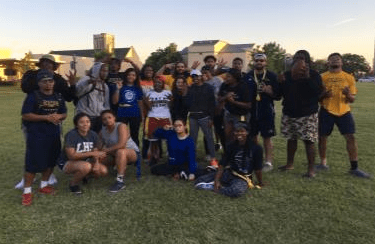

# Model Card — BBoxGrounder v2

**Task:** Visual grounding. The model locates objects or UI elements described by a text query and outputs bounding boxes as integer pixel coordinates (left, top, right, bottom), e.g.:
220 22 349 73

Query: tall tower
93 33 115 54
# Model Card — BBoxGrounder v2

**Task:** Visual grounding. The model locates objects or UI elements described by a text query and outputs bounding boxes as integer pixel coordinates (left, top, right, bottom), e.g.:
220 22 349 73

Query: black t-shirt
280 70 323 118
245 70 280 119
21 70 75 102
220 141 263 175
105 72 126 112
218 81 251 115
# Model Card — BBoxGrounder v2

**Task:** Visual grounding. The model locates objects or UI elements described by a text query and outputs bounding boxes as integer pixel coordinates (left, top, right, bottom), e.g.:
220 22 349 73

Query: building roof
191 40 220 46
220 44 254 53
50 48 130 59
180 47 189 55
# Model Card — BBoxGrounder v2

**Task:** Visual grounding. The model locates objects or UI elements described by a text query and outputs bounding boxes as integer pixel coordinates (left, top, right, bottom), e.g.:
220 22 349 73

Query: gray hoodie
75 62 110 117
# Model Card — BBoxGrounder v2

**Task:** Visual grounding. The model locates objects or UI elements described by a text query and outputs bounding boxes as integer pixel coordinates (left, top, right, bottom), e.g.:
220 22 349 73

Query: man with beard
245 54 279 172
317 53 370 178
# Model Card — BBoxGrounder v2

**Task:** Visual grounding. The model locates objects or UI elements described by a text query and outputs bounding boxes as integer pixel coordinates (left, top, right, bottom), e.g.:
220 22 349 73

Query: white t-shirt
146 90 172 118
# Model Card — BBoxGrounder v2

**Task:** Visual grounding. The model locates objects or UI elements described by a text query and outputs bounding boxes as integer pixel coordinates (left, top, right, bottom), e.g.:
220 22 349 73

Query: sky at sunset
1 0 374 66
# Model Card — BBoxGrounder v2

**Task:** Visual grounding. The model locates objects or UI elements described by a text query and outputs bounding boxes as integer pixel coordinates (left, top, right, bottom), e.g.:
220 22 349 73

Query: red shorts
144 117 171 140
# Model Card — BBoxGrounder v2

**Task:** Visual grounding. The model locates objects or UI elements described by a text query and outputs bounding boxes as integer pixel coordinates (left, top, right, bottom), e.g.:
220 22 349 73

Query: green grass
1 83 374 244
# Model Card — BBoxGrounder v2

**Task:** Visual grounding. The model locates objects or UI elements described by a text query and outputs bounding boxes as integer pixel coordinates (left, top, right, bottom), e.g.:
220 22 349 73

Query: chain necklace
254 69 266 101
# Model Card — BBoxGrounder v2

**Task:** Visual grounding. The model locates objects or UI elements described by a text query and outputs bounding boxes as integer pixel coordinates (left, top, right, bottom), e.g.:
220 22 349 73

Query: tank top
101 122 139 152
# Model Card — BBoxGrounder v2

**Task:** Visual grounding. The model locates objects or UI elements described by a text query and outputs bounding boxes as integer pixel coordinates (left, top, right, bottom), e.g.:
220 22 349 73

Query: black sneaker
69 185 82 196
349 169 371 178
109 181 125 193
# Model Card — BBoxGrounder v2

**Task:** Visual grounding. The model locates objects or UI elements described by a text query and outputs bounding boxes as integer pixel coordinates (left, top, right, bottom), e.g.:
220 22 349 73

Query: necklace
253 69 266 101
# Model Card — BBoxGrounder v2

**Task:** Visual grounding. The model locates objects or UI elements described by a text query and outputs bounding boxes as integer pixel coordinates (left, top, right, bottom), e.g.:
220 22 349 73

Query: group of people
18 49 370 206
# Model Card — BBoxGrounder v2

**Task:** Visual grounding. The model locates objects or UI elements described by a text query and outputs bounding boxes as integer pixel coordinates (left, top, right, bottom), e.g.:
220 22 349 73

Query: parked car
358 76 375 82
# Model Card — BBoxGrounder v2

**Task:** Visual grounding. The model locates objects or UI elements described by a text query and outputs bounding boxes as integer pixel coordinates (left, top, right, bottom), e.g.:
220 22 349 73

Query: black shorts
25 133 61 173
319 108 355 136
250 112 276 138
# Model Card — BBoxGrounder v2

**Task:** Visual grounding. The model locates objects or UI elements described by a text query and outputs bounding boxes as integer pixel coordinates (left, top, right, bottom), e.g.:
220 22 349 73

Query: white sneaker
195 182 214 190
14 178 25 189
263 162 274 172
48 174 58 185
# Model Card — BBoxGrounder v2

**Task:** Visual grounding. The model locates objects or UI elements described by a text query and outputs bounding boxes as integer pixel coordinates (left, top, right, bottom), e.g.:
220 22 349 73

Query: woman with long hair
113 68 144 146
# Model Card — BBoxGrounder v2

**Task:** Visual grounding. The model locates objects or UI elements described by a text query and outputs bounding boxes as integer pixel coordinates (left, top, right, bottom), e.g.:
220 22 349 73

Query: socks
40 180 48 189
350 161 358 170
116 174 124 183
24 187 32 194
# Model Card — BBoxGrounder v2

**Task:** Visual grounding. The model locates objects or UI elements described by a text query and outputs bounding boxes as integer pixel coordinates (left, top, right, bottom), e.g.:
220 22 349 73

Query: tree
145 43 183 71
17 51 35 74
342 53 370 77
311 59 328 74
250 42 287 74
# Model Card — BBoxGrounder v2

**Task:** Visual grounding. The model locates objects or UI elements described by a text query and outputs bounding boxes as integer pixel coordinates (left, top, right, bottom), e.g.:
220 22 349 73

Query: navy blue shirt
117 85 143 118
22 91 67 136
220 141 263 175
61 129 99 162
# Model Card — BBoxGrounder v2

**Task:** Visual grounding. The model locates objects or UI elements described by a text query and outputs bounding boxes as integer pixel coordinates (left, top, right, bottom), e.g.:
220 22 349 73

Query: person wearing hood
75 62 110 133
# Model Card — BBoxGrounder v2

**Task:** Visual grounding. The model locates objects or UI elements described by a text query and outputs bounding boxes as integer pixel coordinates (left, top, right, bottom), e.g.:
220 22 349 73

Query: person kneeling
195 122 263 197
58 113 108 195
100 110 141 193
150 119 197 181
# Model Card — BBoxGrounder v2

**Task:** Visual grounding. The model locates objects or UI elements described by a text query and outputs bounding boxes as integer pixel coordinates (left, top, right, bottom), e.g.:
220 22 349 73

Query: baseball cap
37 69 54 82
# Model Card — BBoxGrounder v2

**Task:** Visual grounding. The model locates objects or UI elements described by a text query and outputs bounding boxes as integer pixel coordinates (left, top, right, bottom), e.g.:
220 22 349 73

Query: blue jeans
189 116 215 158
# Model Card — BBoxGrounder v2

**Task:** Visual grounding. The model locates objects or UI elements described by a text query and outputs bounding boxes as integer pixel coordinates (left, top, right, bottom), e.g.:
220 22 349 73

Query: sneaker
15 178 25 189
263 162 274 172
210 159 219 168
195 182 214 191
215 143 222 151
109 181 125 193
349 169 371 178
22 193 33 206
180 171 188 180
38 185 56 195
69 185 82 195
48 174 58 185
315 164 329 171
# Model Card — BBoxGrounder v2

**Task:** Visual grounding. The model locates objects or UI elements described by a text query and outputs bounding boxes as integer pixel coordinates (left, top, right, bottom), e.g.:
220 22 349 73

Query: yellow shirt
320 71 357 116
163 75 193 90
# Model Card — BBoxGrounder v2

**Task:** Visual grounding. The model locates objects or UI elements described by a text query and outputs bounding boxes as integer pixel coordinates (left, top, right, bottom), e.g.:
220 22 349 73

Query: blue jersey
117 85 143 118
153 128 197 173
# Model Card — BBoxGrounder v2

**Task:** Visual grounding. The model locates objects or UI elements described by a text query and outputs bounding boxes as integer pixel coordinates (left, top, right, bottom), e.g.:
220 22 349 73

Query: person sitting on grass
150 119 198 181
57 113 108 195
100 110 141 193
21 70 67 206
195 122 263 198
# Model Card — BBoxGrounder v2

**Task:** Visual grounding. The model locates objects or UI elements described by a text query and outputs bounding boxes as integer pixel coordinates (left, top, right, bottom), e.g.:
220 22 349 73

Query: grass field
1 83 374 244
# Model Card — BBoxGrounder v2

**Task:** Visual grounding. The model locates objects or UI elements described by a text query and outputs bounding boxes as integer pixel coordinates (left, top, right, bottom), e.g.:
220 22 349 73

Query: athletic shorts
319 108 355 136
281 113 318 142
57 157 95 172
250 112 276 138
25 133 61 173
144 117 171 140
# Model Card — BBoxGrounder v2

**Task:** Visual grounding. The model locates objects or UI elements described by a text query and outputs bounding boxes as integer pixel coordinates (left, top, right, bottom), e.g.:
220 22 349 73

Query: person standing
278 50 323 178
245 54 280 172
21 70 67 205
317 53 370 178
113 68 144 146
183 70 218 168
75 62 110 133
